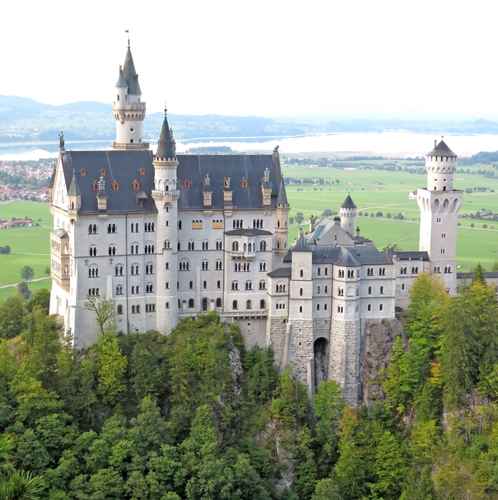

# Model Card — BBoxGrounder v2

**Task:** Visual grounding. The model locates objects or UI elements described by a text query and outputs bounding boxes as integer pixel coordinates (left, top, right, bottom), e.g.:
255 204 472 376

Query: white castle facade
49 44 491 403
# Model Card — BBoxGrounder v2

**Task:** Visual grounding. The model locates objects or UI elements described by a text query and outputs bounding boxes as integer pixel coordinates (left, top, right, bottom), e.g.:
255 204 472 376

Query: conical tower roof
68 170 80 196
341 194 357 210
276 179 288 207
117 42 142 95
428 139 456 158
156 109 176 159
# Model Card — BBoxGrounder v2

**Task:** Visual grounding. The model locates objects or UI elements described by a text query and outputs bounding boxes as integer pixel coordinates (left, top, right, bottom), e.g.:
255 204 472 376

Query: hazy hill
3 95 498 143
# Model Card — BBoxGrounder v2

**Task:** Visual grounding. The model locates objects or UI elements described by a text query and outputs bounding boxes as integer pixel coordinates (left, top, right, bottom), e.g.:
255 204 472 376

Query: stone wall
267 318 288 368
360 318 404 405
286 320 314 389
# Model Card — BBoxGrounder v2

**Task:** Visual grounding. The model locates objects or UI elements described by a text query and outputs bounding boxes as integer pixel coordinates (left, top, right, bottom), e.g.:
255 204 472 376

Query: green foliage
383 274 447 415
20 266 34 282
1 285 498 499
0 296 25 339
96 332 127 407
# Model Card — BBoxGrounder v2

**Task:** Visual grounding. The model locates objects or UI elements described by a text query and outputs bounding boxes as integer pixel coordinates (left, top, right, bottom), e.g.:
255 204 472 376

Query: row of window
399 266 419 275
232 299 266 311
88 222 155 235
232 240 267 252
231 280 266 291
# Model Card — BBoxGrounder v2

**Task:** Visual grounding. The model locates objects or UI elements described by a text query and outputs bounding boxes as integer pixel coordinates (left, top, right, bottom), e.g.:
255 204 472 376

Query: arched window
260 299 266 309
88 265 98 278
232 241 239 252
188 298 195 309
108 245 116 256
117 304 123 315
232 300 238 310
246 300 252 310
89 245 97 257
260 240 267 252
216 298 222 308
202 298 208 311
115 264 123 276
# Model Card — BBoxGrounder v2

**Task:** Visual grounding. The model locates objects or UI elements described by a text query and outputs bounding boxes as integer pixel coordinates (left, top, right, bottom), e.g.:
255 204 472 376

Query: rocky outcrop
360 318 404 405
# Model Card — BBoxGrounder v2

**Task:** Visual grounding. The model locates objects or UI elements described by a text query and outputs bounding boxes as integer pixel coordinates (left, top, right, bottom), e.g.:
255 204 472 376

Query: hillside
4 95 498 144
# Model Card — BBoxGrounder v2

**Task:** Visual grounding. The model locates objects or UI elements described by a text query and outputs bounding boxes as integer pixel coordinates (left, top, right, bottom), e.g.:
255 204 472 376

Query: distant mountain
3 95 498 144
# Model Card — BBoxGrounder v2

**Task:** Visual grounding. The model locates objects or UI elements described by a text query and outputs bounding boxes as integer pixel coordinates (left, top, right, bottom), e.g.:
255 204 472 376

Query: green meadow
284 164 498 271
0 164 497 301
0 201 51 301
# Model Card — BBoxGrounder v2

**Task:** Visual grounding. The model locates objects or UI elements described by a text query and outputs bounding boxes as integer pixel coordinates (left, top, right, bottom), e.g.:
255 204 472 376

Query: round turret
339 194 357 235
112 41 148 150
425 139 457 192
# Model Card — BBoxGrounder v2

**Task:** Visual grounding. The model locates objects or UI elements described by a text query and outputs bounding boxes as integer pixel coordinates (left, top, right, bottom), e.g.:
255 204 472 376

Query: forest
0 270 498 499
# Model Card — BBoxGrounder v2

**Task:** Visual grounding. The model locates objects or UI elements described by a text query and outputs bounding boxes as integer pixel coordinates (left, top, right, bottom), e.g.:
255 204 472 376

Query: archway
314 337 329 390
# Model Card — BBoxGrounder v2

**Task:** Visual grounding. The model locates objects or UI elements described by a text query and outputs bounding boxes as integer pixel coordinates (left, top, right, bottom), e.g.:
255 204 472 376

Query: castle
48 43 493 403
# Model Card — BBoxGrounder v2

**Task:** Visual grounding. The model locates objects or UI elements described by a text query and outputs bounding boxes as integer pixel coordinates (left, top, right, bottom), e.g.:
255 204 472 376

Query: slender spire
59 131 65 151
276 179 288 207
155 108 176 160
68 169 80 196
117 38 141 95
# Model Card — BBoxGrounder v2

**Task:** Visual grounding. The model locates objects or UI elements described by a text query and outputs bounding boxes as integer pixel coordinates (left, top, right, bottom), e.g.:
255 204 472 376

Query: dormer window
132 179 141 192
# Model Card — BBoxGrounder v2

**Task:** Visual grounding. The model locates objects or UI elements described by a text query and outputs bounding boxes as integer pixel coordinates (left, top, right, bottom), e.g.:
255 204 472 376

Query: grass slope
0 165 496 301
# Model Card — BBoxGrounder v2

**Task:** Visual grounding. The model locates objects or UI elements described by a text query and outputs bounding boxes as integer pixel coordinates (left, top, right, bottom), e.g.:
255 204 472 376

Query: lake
3 131 498 160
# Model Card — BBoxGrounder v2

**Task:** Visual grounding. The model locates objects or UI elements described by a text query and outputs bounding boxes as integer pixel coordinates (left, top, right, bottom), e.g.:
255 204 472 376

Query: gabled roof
285 239 392 267
428 139 456 158
341 194 357 209
268 267 292 278
57 150 284 214
60 150 156 215
156 110 176 159
118 44 141 95
177 154 283 210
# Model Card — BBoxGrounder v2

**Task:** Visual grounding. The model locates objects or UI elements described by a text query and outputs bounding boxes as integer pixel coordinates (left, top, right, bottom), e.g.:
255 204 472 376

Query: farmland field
0 162 497 302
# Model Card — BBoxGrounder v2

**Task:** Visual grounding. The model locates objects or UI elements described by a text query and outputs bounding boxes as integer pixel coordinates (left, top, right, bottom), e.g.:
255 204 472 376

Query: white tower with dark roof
112 40 148 150
152 109 179 334
417 139 462 294
340 194 357 236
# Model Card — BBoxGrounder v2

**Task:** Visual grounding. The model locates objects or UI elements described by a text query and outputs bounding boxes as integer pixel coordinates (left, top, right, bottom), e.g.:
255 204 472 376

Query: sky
2 0 498 118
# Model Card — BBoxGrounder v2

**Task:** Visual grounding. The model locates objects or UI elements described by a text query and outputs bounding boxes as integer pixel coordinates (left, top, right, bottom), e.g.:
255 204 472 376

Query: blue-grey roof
225 228 272 236
428 139 456 158
59 150 285 215
177 154 284 210
117 44 141 95
156 111 176 159
457 271 498 279
392 250 429 261
294 232 312 252
276 179 288 207
68 169 80 196
268 267 292 278
341 194 357 209
284 241 392 267
61 150 156 215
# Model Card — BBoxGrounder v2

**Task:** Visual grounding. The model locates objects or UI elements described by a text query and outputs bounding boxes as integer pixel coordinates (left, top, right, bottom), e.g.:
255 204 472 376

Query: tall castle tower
417 140 462 294
339 194 357 236
152 110 179 333
112 40 148 150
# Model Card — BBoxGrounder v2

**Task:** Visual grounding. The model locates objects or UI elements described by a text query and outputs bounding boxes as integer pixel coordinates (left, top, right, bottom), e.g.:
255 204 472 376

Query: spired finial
59 131 65 151
125 29 130 48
